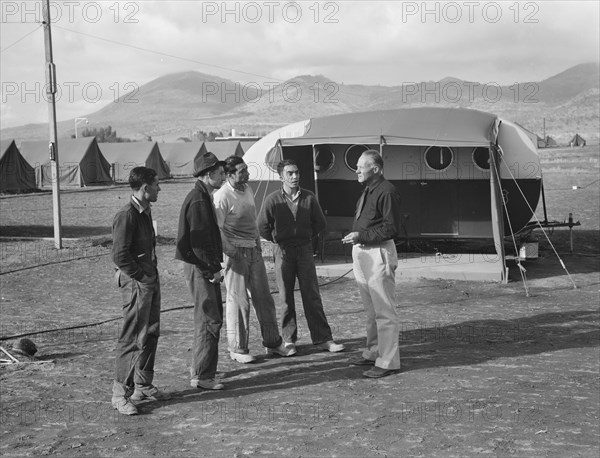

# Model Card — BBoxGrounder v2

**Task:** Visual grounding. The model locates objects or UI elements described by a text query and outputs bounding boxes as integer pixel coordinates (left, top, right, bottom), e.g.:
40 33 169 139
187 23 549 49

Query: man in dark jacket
112 166 167 416
342 150 402 378
258 159 344 353
175 152 226 390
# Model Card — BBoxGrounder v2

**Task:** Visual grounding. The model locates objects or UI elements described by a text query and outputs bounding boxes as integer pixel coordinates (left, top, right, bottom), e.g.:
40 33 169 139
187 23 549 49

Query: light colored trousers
352 240 401 370
224 246 282 354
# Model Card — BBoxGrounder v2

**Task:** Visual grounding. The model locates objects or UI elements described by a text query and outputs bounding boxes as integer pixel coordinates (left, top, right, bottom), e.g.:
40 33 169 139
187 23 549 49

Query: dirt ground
1 147 598 457
0 238 598 457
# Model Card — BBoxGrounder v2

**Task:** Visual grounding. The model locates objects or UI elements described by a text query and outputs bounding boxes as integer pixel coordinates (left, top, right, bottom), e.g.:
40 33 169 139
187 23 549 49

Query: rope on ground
0 268 354 342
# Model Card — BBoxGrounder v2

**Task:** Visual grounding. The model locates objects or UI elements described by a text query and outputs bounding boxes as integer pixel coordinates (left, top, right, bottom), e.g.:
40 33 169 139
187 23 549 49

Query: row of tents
0 138 257 193
537 133 586 148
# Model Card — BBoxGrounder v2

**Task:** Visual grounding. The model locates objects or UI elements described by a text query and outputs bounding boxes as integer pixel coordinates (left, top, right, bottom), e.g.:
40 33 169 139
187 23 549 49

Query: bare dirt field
1 146 598 457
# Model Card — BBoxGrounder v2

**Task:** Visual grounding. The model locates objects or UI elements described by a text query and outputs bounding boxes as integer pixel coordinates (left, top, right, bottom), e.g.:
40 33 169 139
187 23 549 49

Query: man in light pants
213 155 296 363
342 150 402 378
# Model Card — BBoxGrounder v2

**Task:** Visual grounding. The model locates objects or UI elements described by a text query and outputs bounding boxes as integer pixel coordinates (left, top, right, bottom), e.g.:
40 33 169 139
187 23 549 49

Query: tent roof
1 139 17 158
239 139 258 153
281 107 498 147
99 142 158 162
159 142 206 162
205 141 244 159
20 137 97 164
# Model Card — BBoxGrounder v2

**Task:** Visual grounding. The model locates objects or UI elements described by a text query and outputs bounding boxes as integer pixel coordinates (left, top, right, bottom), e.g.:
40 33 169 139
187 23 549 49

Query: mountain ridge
1 62 598 144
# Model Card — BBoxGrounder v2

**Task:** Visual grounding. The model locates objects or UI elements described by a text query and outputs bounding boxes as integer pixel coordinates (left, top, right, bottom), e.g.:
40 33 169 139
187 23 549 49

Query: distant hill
1 63 598 145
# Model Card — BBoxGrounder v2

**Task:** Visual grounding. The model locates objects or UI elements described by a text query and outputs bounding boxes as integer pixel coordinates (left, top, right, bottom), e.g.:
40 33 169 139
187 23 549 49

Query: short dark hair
129 166 158 191
276 159 298 177
361 149 383 169
223 155 245 175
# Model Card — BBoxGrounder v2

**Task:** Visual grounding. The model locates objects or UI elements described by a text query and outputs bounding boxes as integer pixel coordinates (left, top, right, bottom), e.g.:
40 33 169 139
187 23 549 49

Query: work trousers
352 240 401 370
274 242 333 345
224 246 282 353
184 263 223 381
113 269 161 396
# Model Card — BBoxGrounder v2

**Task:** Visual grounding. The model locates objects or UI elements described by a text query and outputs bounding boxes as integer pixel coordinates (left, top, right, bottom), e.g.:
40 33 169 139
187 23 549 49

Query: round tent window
472 147 491 171
424 146 453 171
344 144 370 172
265 145 282 172
314 145 335 173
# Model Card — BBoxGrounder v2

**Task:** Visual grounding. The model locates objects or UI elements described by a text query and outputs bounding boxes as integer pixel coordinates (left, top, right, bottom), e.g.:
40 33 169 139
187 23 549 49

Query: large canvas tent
244 108 544 282
158 142 207 177
204 141 244 160
0 139 37 193
20 137 113 188
569 133 586 147
99 142 171 181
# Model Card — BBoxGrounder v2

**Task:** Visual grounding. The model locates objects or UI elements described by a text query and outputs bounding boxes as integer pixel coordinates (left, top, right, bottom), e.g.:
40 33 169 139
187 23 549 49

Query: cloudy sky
1 0 598 128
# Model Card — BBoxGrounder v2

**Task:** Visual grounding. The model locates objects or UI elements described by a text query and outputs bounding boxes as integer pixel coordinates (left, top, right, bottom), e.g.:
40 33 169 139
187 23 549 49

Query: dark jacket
175 180 223 274
258 187 326 247
112 199 157 281
352 176 402 245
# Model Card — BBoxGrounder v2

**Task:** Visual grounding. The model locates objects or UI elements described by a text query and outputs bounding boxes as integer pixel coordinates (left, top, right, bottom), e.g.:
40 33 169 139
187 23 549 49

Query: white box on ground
519 242 538 259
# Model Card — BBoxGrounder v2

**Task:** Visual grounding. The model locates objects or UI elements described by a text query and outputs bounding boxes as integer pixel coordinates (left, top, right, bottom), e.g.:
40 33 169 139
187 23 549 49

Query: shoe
111 397 138 415
191 378 225 390
130 385 170 402
315 341 345 353
265 343 297 357
230 351 256 363
363 366 400 378
283 341 296 352
348 355 375 366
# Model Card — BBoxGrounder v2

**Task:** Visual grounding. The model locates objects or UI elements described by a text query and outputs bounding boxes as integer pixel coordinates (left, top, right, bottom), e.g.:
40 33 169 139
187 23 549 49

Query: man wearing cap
258 159 345 354
213 155 296 363
112 166 167 416
176 152 227 390
342 150 402 378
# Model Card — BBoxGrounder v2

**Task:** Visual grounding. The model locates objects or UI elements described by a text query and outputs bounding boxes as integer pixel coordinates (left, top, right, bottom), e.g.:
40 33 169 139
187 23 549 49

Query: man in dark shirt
342 150 402 378
111 166 168 415
175 152 226 391
258 159 344 353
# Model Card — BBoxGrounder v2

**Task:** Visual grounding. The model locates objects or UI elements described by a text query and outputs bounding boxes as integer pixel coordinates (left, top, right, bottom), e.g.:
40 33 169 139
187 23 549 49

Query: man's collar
280 186 301 199
131 195 150 214
365 175 385 192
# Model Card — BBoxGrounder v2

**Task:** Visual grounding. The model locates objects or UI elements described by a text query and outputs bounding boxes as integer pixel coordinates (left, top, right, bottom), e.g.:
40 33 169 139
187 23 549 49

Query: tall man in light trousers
342 150 402 378
213 155 296 363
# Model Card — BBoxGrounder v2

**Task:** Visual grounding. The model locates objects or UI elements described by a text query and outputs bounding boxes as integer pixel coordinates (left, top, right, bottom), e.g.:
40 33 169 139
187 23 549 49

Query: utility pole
542 117 546 141
42 0 62 248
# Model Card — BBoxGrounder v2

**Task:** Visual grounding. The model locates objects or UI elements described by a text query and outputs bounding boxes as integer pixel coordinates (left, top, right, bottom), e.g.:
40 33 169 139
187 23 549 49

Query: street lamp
74 117 88 138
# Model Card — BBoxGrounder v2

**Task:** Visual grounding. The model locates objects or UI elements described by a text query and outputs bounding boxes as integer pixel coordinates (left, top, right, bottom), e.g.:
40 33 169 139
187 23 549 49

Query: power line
0 24 42 54
52 24 284 82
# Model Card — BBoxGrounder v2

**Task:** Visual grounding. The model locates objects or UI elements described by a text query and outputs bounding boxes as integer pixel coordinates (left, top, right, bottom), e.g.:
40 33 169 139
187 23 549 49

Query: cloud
0 0 598 128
